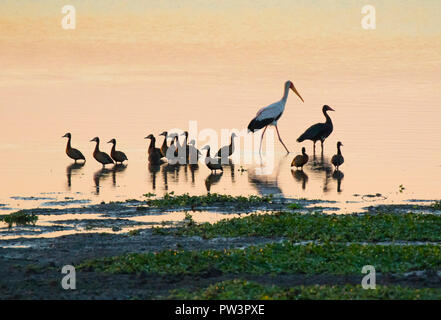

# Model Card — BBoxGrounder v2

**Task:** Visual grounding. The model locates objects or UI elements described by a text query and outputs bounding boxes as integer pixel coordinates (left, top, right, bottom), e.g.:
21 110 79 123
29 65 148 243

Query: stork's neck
94 141 100 153
302 149 306 156
281 84 290 102
206 147 211 158
111 142 116 153
337 145 342 155
323 109 333 125
230 135 235 148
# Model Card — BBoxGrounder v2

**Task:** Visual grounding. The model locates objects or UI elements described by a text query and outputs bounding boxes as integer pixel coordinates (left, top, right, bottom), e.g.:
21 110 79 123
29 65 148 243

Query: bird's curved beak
329 107 335 111
290 83 304 103
89 139 95 142
107 140 112 143
62 134 67 138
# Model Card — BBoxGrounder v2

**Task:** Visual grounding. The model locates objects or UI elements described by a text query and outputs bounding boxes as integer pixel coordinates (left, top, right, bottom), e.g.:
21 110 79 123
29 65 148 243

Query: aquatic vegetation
167 279 441 300
432 201 441 210
286 203 302 210
169 211 441 242
128 229 141 236
79 242 441 276
142 193 273 208
0 210 38 228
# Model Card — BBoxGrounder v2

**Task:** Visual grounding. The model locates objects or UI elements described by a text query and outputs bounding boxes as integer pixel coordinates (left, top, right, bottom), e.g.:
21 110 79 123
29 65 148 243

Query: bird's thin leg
321 140 324 154
259 126 268 154
275 125 290 153
313 142 316 155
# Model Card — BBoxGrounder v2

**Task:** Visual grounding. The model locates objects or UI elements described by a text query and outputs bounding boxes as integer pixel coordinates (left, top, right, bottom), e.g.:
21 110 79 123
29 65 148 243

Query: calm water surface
1 1 441 229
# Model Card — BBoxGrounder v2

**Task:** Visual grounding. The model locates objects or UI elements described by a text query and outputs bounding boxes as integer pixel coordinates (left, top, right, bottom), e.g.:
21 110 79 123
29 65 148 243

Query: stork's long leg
259 126 268 154
275 125 290 153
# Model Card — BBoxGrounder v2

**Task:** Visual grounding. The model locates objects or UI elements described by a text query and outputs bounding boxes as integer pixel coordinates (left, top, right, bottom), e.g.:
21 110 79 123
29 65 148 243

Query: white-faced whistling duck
144 134 163 165
201 145 223 173
107 139 128 164
215 133 237 160
291 147 309 170
188 139 202 164
62 133 86 163
159 131 169 158
180 131 191 160
297 105 334 153
331 141 344 170
90 137 114 167
247 80 304 154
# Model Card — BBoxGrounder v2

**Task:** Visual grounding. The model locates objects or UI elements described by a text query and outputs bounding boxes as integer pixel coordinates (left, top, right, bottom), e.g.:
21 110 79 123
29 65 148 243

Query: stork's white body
247 81 304 153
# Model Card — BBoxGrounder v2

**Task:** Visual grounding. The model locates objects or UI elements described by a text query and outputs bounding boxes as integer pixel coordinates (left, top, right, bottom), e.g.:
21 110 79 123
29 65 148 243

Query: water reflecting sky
1 0 440 211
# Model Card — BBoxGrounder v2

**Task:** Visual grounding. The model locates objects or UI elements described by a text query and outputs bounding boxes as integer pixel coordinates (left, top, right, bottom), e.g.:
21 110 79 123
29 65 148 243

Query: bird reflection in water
205 172 223 193
248 155 287 197
112 164 127 187
161 163 181 191
310 153 333 193
148 163 161 190
291 169 308 190
332 170 344 193
66 162 85 189
93 168 112 195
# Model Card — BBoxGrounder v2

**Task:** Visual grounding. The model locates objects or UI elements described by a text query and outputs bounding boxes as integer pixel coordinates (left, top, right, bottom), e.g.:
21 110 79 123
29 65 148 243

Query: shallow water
1 1 441 232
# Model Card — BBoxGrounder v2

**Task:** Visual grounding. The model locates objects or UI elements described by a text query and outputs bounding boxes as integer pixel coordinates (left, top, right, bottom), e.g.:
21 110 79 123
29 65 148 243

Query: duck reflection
310 153 333 193
291 169 308 190
189 164 199 186
111 164 127 187
93 168 111 195
148 163 161 190
161 163 180 190
66 162 85 189
332 170 344 193
222 159 236 184
205 172 223 193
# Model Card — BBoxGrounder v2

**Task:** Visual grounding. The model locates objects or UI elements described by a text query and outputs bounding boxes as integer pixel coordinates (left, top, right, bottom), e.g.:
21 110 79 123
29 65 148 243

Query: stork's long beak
290 84 304 103
107 140 112 143
329 107 335 111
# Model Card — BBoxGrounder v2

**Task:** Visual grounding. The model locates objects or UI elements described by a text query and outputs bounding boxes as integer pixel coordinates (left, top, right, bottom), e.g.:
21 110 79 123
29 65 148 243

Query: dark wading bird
201 145 223 174
247 80 304 154
297 105 334 154
90 137 114 167
62 133 86 163
331 141 344 171
159 131 169 158
291 147 309 170
107 139 128 164
145 134 164 165
215 133 237 161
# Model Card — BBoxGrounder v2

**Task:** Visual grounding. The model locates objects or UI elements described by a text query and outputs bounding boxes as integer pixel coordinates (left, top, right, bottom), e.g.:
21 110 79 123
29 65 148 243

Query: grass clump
0 210 38 228
79 242 441 276
169 211 441 242
167 279 441 300
142 192 273 209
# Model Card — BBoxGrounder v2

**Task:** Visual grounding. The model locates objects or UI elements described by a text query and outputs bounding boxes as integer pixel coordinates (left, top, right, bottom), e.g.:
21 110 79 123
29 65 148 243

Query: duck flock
62 80 344 174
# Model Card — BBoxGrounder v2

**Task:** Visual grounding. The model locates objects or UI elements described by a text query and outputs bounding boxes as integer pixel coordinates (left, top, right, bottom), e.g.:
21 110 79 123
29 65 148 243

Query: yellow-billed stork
247 80 304 153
